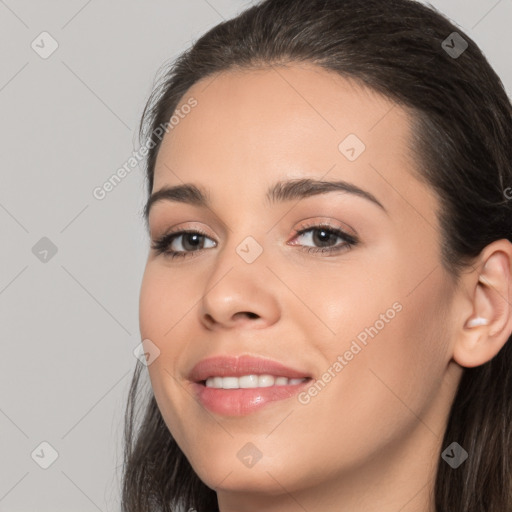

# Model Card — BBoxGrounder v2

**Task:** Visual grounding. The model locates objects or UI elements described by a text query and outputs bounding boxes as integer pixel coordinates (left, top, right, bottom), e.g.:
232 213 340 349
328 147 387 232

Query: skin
139 63 512 512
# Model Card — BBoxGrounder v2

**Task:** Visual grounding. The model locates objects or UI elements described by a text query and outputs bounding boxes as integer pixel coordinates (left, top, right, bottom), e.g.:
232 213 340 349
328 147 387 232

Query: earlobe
453 241 512 369
465 316 488 328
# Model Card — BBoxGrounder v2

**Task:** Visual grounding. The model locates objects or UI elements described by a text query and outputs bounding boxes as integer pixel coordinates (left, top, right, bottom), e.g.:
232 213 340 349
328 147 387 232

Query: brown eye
151 230 216 259
290 224 358 255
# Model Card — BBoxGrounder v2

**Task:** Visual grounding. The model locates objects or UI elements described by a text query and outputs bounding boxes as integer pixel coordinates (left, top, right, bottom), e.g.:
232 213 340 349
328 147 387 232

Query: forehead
152 63 430 218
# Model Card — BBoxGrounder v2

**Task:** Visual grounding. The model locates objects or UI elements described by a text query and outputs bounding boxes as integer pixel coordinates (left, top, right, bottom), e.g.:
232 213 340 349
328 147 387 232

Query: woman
122 0 512 510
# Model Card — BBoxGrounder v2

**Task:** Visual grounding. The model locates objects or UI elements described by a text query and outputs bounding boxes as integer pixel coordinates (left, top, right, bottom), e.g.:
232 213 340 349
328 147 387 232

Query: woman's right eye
151 230 217 259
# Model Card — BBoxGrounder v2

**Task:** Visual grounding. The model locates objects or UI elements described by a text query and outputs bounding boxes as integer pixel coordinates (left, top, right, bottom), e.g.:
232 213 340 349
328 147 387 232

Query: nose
202 310 261 329
199 266 281 331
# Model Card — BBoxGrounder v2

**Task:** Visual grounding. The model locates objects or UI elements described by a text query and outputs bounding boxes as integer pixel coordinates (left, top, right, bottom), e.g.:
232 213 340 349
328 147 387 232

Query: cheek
282 254 401 353
138 264 191 376
138 266 185 408
350 271 452 418
297 251 450 420
138 261 208 423
139 266 165 339
139 262 198 339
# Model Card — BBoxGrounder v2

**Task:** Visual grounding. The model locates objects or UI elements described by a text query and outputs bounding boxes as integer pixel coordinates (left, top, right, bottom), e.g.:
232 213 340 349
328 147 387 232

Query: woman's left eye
151 224 358 260
290 225 358 255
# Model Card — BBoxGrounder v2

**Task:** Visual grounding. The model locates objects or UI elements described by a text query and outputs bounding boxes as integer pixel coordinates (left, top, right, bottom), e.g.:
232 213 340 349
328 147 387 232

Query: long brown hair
122 1 512 510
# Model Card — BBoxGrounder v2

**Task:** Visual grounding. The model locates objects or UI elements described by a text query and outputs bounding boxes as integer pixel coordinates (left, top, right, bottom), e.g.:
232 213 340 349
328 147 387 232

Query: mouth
187 354 314 416
199 375 312 389
191 377 313 416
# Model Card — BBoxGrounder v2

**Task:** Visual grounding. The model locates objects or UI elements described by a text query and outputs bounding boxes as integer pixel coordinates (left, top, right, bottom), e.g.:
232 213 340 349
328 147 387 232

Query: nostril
233 311 259 320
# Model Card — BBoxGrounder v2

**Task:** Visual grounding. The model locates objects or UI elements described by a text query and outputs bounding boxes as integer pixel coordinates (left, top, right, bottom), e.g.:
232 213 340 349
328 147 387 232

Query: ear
452 239 512 368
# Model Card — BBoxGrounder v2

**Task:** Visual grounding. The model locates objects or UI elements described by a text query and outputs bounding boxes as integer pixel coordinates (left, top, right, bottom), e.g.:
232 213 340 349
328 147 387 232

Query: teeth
222 377 239 389
258 375 274 387
239 375 259 388
204 374 308 389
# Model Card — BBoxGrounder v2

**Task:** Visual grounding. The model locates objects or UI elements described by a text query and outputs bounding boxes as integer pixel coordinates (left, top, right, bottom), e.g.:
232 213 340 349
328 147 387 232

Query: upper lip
188 354 313 382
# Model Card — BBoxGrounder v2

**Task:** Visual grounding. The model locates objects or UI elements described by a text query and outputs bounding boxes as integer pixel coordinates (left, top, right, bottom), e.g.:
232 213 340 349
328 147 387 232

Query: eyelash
151 222 358 260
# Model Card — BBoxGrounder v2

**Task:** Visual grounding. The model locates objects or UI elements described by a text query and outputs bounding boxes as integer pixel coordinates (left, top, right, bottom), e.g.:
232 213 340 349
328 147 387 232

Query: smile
204 375 309 389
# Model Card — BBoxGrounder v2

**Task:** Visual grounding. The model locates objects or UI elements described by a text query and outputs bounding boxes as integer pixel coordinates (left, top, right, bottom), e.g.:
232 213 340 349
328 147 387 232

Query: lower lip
191 380 312 416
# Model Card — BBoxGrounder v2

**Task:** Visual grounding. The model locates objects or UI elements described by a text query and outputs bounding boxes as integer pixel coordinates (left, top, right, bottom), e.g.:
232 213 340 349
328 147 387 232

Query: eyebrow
143 178 387 221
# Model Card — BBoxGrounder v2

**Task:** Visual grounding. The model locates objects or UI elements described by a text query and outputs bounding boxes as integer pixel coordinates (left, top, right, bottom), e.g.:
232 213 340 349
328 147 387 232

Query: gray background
1 1 510 510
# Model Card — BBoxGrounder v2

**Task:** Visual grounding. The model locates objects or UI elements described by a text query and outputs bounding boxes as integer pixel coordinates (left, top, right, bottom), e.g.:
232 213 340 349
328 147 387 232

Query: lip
188 354 313 416
188 354 312 382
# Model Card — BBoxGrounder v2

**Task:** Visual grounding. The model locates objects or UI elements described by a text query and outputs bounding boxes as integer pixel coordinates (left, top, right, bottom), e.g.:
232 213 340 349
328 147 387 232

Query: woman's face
139 64 462 508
